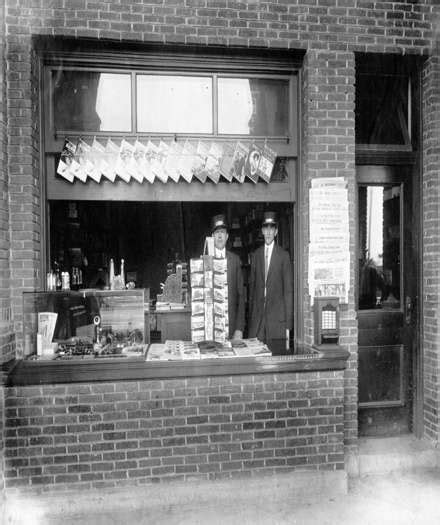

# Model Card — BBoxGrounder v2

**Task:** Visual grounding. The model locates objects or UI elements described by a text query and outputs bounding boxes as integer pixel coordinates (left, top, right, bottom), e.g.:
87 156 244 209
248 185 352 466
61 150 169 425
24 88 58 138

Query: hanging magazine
205 142 223 184
164 141 182 182
230 142 248 183
56 139 77 183
243 143 262 184
91 138 109 181
179 140 197 183
102 139 119 182
219 143 234 182
257 143 277 183
192 141 209 183
115 139 134 182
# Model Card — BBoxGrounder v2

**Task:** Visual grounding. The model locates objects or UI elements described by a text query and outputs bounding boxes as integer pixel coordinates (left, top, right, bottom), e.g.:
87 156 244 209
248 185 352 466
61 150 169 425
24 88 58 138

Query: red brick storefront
0 0 439 497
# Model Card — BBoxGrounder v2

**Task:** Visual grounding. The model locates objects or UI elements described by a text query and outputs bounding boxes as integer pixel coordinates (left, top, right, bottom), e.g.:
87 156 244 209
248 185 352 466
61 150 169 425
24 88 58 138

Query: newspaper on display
146 338 271 361
308 177 350 304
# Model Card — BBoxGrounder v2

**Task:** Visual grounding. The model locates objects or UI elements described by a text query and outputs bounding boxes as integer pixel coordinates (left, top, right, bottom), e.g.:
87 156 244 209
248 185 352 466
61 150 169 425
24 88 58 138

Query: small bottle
61 271 70 290
54 262 62 291
109 258 115 290
120 259 125 288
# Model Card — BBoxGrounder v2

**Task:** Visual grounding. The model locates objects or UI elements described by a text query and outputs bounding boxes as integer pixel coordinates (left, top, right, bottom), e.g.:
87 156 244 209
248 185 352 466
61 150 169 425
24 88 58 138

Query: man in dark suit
248 211 293 353
211 214 245 340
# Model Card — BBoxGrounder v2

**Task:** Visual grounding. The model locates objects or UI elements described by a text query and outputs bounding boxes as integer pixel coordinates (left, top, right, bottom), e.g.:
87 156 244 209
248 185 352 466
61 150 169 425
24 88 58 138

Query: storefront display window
218 77 289 136
53 70 132 132
137 74 213 134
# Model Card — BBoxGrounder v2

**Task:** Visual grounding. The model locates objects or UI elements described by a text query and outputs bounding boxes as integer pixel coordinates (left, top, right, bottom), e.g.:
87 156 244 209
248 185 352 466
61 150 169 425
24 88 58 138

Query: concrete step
348 435 440 477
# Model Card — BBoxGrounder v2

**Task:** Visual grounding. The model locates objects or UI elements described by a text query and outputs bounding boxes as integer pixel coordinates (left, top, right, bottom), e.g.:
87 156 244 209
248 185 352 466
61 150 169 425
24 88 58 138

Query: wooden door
357 166 418 436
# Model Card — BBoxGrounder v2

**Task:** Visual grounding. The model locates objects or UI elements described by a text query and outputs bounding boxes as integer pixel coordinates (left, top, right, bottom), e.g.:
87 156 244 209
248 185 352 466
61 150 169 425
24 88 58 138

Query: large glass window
53 71 132 132
218 78 289 136
50 69 293 138
137 75 213 134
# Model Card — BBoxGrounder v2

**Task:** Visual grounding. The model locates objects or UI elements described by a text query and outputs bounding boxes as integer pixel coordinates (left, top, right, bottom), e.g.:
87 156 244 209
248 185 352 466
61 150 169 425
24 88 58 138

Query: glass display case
22 289 148 360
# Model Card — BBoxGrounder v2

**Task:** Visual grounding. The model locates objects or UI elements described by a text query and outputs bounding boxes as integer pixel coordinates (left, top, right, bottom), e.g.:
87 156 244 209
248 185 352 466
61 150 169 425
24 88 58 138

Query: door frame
355 162 422 437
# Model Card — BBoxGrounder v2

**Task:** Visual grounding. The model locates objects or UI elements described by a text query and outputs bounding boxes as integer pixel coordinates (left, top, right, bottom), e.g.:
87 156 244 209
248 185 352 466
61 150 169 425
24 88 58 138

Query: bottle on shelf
109 258 115 290
54 261 62 291
120 258 125 288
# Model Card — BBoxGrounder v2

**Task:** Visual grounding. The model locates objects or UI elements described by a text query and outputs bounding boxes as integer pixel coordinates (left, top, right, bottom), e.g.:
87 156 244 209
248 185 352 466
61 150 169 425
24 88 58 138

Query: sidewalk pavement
5 467 440 525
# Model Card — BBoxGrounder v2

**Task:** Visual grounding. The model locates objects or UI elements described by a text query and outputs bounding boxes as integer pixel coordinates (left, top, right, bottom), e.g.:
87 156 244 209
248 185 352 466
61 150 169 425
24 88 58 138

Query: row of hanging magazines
57 137 277 185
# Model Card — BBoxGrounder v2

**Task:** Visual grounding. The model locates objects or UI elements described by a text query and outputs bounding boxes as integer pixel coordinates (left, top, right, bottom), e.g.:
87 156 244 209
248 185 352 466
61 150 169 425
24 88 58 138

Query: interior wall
49 201 293 301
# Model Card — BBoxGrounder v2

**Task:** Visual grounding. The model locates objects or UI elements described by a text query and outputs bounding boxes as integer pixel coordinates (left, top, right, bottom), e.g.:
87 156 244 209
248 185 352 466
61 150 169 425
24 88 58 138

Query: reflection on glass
218 78 289 136
53 71 131 132
356 74 409 145
137 75 212 133
358 185 401 310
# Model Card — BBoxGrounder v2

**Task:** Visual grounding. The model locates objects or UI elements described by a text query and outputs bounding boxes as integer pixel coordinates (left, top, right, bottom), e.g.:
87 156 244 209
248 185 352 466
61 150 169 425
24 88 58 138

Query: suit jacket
226 250 245 338
248 243 293 340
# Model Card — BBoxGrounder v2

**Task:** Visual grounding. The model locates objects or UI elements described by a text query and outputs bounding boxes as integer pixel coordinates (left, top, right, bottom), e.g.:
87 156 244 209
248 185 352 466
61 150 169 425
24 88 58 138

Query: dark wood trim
355 148 417 166
4 346 349 386
33 36 305 72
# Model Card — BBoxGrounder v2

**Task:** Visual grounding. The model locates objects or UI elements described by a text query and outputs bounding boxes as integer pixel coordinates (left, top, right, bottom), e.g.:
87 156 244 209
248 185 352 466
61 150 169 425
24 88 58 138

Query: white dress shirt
215 248 226 259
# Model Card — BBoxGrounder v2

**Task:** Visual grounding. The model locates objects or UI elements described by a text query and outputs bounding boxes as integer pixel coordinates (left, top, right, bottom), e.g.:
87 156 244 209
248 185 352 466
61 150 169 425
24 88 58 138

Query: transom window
51 69 291 138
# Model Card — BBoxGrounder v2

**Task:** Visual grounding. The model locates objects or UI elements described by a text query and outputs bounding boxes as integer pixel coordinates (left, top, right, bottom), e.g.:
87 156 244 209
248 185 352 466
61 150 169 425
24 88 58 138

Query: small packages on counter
146 338 271 361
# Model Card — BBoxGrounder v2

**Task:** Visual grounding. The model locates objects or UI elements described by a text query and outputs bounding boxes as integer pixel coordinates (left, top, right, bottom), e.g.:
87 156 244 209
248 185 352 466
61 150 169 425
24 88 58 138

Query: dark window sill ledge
2 345 349 387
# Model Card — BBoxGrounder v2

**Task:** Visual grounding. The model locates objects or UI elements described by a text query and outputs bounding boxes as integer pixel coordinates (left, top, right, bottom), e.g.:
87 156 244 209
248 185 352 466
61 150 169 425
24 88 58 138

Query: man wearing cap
211 214 245 340
248 211 293 353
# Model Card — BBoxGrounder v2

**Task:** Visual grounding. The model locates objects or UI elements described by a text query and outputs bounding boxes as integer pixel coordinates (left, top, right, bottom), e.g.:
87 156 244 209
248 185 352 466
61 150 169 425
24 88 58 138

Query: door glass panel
53 71 131 132
358 185 401 310
137 75 213 133
218 78 289 136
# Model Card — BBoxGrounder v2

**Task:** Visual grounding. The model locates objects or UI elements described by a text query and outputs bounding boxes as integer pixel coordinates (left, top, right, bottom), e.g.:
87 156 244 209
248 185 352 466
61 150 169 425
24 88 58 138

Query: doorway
357 165 419 437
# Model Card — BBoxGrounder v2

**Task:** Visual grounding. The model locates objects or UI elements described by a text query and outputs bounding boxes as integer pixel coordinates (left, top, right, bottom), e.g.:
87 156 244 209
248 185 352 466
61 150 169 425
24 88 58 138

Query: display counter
2 289 349 493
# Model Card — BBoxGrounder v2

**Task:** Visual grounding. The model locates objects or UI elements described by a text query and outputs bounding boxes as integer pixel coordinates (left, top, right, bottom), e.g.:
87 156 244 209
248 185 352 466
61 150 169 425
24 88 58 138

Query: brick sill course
3 345 349 386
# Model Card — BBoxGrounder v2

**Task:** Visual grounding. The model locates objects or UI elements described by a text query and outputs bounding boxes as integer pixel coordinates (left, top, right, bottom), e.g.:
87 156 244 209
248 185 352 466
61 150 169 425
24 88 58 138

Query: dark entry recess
357 166 418 437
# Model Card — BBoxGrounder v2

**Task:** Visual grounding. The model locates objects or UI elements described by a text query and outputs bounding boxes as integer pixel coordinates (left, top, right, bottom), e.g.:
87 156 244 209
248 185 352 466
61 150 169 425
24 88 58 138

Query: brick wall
1 1 439 489
301 49 358 447
4 2 436 349
1 0 8 496
422 39 440 442
3 372 344 491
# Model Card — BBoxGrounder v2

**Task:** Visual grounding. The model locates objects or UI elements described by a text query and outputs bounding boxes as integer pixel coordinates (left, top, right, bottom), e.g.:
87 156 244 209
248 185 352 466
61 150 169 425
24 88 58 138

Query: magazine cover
192 141 209 183
230 142 249 183
164 141 182 182
150 140 169 183
256 143 277 183
179 140 196 183
205 142 223 183
132 140 148 183
78 138 102 183
144 141 158 183
102 139 119 182
92 138 109 182
219 143 234 182
56 138 77 183
72 138 90 182
115 139 134 182
243 143 262 184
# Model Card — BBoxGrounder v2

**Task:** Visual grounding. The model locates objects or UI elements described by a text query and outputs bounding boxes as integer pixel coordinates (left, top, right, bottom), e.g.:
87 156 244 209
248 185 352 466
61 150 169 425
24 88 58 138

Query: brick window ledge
2 345 349 386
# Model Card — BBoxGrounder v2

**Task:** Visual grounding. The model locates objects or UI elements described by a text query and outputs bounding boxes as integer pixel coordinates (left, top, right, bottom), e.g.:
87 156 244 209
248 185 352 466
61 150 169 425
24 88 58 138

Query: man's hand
232 330 243 340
